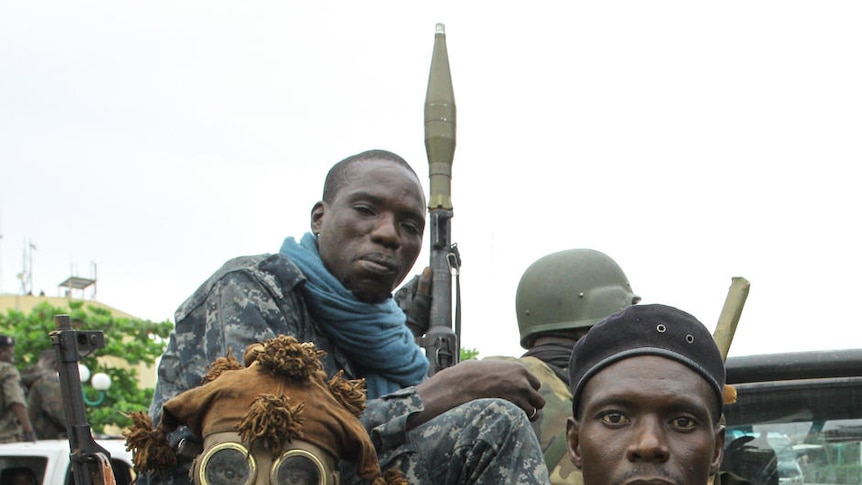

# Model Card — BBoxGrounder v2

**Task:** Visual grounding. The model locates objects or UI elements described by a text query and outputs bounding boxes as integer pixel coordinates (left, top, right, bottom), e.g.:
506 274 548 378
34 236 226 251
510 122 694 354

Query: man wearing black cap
565 304 727 485
0 335 37 443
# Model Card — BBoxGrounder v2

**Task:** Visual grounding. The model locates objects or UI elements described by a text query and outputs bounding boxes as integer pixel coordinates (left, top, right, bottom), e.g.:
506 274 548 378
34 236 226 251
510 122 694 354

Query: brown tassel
236 394 305 455
723 384 738 404
242 343 265 366
122 411 177 475
328 370 367 417
383 468 410 485
202 348 243 385
256 335 326 380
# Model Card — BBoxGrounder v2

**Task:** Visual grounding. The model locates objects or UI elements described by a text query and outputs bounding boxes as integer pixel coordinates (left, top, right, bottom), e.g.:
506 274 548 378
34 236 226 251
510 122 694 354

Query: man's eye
402 222 422 236
671 416 697 430
599 412 630 426
354 205 376 215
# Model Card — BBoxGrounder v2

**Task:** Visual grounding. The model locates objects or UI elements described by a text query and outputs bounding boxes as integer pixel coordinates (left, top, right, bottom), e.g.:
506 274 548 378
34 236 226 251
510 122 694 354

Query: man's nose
370 213 401 248
626 417 670 463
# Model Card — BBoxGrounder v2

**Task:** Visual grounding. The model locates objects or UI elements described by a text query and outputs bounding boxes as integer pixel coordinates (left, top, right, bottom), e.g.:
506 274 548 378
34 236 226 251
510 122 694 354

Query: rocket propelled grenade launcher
422 23 460 376
425 23 456 211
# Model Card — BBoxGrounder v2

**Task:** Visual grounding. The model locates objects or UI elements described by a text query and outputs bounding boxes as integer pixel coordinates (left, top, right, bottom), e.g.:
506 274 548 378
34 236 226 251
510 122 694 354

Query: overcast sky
2 1 860 359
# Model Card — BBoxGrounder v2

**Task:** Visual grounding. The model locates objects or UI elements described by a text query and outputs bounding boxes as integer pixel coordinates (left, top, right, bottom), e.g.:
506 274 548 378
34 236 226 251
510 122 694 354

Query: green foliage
0 301 173 433
460 347 479 361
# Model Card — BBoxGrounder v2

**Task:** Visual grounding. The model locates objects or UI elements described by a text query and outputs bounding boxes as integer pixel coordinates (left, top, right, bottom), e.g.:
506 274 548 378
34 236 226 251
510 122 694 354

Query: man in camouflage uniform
495 249 640 485
26 349 66 439
143 150 549 485
0 335 37 443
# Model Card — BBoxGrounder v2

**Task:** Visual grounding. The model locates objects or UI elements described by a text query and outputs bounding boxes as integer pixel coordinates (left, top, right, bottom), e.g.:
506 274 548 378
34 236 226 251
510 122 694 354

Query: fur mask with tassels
124 335 408 485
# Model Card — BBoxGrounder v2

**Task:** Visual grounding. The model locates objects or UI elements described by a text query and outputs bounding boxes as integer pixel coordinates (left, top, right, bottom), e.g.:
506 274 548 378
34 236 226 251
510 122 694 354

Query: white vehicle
0 438 134 485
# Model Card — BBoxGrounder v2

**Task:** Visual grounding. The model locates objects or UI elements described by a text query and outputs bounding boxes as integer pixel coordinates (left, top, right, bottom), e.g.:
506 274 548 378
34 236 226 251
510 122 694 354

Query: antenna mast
19 239 36 295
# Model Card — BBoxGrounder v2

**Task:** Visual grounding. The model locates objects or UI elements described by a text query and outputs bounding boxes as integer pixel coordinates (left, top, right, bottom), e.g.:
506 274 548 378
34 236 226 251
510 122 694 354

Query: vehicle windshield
722 374 862 485
725 421 862 485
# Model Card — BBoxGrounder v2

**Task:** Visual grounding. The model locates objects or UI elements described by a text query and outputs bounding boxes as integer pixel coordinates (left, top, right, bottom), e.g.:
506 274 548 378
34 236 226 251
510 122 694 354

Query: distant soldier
27 349 67 439
0 335 37 443
490 249 640 485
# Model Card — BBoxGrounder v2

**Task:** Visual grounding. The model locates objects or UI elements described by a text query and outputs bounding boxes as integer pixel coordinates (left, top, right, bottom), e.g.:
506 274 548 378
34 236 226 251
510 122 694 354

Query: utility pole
19 239 36 296
0 210 4 294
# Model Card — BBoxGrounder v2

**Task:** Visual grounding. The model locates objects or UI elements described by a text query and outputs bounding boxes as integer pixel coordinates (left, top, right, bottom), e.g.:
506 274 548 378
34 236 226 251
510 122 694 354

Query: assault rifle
421 23 460 376
51 314 116 485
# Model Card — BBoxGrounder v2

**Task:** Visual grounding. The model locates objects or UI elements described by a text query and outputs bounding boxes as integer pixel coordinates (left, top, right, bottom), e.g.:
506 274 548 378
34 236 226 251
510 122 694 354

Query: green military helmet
516 248 640 349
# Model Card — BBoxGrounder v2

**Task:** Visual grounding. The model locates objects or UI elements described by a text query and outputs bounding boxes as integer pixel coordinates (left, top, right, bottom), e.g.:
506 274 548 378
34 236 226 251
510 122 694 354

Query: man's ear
566 417 584 470
310 201 325 235
710 424 726 476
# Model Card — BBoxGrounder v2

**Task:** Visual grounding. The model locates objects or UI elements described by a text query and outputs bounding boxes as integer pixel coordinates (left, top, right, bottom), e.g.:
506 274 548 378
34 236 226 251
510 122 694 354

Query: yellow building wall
0 294 160 389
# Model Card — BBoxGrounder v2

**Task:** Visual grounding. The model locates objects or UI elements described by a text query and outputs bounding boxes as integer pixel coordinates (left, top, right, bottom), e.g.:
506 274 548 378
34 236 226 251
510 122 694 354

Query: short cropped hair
322 150 419 203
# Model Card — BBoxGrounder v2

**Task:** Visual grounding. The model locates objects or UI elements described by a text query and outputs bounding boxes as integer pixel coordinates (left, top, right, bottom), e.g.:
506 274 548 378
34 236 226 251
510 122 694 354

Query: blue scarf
279 233 428 399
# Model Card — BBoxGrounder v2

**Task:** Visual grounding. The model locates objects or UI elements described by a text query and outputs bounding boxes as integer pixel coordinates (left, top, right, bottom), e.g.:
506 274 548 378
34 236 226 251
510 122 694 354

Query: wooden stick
713 276 751 362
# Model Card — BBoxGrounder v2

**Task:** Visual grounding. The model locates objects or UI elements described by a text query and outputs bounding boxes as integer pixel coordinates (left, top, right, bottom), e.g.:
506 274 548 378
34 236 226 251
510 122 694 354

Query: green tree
0 301 173 433
460 347 479 361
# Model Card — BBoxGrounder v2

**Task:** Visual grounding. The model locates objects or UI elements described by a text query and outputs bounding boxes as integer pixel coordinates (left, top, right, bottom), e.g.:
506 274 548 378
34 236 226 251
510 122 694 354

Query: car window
0 459 46 485
722 371 862 485
110 458 133 485
63 459 134 485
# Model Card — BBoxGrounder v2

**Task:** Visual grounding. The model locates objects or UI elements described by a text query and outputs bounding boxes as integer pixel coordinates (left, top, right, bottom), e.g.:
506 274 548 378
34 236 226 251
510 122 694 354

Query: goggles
194 432 339 485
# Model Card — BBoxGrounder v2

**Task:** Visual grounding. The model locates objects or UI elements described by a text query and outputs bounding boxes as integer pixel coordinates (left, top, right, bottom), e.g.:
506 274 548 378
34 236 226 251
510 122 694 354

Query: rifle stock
51 314 116 485
422 23 460 376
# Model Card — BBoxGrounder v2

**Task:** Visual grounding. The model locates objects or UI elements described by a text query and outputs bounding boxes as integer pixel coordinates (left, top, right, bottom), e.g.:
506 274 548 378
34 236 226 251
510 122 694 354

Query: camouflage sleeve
349 397 551 484
361 387 424 451
149 270 292 441
214 270 294 360
486 356 584 485
1 364 26 407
